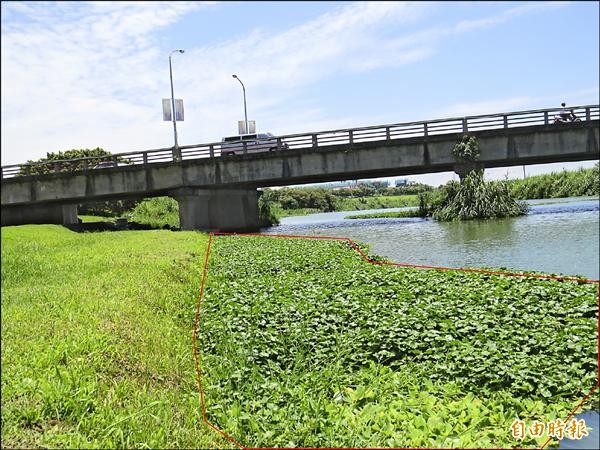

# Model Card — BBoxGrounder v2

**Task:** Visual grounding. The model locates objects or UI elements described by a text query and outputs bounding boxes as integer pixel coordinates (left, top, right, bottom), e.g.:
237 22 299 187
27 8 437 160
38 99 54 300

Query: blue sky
1 1 598 185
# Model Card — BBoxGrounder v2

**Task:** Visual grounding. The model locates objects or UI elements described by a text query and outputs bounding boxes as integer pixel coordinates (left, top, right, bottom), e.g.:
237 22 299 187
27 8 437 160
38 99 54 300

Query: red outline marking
192 232 600 450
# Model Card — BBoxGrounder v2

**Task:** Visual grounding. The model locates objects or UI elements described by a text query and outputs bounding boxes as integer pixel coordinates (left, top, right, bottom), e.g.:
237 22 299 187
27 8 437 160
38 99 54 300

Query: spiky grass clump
433 171 528 221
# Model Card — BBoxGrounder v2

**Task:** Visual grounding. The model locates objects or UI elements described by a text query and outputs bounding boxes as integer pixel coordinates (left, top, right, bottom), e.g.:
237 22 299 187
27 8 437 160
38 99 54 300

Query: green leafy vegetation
509 163 600 199
78 199 140 218
260 186 422 217
258 194 280 226
20 148 130 176
2 227 597 448
200 235 598 448
427 172 528 221
345 208 421 219
417 136 528 221
336 194 418 211
20 147 141 217
78 215 112 223
125 197 180 229
1 226 229 448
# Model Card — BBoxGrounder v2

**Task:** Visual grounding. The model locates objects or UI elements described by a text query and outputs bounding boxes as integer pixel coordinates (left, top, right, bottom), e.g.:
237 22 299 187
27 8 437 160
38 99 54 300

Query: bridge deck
2 104 598 180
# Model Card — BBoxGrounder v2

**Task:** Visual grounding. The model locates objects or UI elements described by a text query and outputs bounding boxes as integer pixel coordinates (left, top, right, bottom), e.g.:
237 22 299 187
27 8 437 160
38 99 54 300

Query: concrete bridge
2 105 599 231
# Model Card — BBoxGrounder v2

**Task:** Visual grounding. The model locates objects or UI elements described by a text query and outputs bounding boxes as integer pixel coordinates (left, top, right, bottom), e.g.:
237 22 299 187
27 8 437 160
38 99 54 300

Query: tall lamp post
169 49 184 158
232 74 248 134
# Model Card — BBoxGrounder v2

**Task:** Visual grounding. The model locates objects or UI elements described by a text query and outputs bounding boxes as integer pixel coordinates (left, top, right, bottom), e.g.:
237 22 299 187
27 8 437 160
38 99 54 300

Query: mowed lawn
1 225 230 448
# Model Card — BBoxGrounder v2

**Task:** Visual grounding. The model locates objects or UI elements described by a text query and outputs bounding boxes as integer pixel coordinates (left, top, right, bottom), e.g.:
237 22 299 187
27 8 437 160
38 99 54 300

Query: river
261 196 600 279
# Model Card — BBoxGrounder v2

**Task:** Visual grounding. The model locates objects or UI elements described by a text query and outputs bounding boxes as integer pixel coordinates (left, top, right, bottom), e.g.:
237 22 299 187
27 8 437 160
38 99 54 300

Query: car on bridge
219 133 288 156
93 161 128 169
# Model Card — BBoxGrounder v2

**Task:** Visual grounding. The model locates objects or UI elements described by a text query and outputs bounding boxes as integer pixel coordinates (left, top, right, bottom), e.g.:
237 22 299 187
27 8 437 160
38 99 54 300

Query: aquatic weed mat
193 233 599 449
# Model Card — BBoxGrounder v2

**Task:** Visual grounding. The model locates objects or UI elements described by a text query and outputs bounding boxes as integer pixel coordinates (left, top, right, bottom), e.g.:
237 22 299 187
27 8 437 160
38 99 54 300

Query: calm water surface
262 197 600 279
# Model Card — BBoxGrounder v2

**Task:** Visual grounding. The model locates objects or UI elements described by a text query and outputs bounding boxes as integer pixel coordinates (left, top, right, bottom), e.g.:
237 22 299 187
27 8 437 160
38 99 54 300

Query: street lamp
169 49 184 157
232 74 248 134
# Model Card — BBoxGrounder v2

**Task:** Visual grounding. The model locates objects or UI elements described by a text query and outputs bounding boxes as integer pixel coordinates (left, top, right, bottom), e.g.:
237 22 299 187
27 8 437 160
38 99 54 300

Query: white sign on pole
238 120 256 134
174 99 184 121
162 99 171 121
162 99 184 121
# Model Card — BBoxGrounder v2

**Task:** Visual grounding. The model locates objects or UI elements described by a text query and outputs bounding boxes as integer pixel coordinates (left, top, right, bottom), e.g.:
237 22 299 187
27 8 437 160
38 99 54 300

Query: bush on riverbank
509 163 599 199
125 196 180 228
345 208 420 219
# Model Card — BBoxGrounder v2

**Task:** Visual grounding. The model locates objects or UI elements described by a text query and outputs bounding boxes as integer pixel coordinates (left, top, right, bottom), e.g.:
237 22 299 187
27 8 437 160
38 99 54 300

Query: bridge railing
2 104 598 180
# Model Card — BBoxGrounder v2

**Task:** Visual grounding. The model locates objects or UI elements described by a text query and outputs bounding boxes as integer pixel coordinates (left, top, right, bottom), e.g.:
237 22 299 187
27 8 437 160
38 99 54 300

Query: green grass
270 206 321 218
345 208 421 219
269 195 420 218
509 164 599 200
78 215 113 223
335 194 418 211
200 235 598 448
1 225 228 448
125 197 180 228
2 227 598 448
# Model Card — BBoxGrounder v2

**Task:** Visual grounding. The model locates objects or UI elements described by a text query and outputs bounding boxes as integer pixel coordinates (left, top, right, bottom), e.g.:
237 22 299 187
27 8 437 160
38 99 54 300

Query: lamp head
178 49 185 53
232 74 238 79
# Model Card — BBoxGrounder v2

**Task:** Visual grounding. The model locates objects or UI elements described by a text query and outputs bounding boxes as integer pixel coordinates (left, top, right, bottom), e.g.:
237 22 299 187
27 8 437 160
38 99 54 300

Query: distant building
394 178 409 187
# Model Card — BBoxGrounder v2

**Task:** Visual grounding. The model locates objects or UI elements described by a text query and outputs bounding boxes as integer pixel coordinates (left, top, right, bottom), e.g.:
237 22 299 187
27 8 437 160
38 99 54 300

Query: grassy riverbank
1 226 227 448
345 208 421 219
2 226 597 448
510 164 599 200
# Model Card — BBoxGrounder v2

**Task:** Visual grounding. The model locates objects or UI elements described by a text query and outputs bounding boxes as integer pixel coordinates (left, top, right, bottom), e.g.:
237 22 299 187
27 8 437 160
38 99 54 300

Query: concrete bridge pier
1 203 78 227
173 187 261 231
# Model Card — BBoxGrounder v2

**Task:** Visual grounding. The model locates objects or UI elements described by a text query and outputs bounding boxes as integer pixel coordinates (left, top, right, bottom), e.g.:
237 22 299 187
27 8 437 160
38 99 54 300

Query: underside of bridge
173 187 261 231
0 189 262 231
1 203 78 227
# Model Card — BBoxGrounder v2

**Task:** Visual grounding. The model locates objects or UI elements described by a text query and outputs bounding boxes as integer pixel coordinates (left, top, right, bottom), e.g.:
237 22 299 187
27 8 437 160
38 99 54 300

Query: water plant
198 235 598 448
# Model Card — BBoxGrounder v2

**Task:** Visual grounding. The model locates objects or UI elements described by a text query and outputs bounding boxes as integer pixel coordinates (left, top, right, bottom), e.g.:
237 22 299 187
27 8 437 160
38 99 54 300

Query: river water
261 197 600 279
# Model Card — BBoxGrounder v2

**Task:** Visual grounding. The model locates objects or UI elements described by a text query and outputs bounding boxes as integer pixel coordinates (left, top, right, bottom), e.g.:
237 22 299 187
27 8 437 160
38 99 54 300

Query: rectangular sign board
174 99 184 121
162 99 171 121
162 99 184 121
238 120 256 134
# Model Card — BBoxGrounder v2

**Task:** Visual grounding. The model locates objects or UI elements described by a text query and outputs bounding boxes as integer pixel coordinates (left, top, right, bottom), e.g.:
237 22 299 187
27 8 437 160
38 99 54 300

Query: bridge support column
1 203 78 227
173 188 261 232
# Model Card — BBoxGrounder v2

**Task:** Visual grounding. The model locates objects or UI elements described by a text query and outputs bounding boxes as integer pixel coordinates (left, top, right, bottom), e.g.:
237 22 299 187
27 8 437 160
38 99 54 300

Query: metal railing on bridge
2 104 598 179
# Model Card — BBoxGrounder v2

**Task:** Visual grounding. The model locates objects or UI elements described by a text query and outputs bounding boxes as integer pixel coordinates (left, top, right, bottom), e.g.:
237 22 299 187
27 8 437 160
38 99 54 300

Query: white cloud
0 0 577 166
438 86 599 117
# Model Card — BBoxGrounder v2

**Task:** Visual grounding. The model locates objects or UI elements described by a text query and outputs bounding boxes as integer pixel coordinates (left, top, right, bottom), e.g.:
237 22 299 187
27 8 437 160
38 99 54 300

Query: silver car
93 161 126 169
220 133 288 156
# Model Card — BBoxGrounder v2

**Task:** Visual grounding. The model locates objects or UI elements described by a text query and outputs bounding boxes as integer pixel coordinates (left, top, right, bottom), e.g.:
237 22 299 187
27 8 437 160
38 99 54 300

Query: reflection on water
262 197 600 279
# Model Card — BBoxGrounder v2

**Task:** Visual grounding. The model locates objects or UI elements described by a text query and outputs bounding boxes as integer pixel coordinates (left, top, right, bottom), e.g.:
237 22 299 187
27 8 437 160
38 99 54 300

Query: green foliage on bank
336 195 418 211
1 226 228 448
345 208 421 219
261 186 420 217
509 163 599 199
200 235 597 448
125 197 180 229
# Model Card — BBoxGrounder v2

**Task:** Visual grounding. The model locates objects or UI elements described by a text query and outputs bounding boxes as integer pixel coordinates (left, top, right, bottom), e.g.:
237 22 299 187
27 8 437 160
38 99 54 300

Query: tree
19 148 129 176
